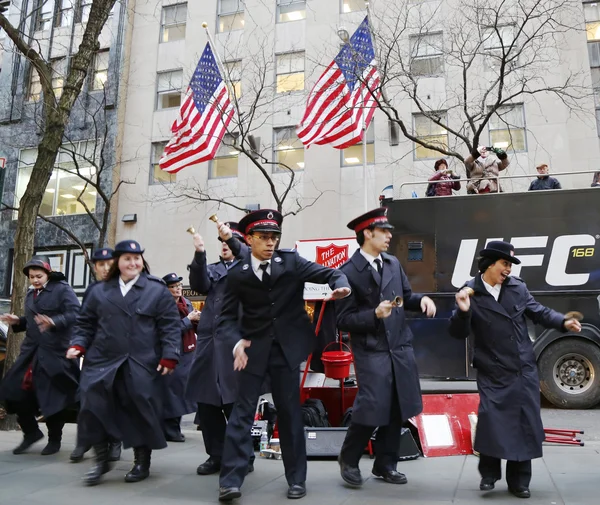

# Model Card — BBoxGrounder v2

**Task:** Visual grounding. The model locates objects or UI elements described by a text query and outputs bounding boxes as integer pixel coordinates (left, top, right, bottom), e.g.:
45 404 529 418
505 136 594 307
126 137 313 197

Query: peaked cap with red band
23 255 53 275
347 207 394 233
218 221 248 244
239 209 283 235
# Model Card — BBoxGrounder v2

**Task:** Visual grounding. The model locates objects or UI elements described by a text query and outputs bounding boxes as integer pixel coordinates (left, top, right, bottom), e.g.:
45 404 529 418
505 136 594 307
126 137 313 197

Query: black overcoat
335 250 424 426
218 250 350 377
0 276 80 417
71 273 181 450
186 237 245 406
161 297 197 418
449 275 565 460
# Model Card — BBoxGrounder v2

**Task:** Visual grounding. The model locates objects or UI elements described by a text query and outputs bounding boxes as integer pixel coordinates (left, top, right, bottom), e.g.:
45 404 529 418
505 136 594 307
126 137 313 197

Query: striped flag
159 42 234 174
296 17 381 149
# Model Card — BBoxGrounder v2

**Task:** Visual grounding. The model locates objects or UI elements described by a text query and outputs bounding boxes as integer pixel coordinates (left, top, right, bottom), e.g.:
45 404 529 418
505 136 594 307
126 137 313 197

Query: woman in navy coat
160 272 199 442
0 256 80 456
67 240 181 486
449 241 582 498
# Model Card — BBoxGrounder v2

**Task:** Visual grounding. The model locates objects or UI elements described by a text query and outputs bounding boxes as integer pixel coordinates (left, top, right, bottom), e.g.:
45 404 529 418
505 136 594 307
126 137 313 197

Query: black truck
384 188 600 409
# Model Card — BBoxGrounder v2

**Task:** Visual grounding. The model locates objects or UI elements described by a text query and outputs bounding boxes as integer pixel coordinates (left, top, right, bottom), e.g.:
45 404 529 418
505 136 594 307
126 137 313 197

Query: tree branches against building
368 0 591 160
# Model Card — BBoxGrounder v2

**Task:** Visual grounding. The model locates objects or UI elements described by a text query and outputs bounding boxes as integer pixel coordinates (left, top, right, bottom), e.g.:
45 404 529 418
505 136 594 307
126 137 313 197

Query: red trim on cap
42 262 51 271
245 219 279 234
355 216 389 233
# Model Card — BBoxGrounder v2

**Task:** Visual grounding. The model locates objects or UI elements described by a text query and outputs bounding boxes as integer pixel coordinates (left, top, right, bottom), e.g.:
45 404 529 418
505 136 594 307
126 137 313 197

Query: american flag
159 43 234 173
296 17 381 149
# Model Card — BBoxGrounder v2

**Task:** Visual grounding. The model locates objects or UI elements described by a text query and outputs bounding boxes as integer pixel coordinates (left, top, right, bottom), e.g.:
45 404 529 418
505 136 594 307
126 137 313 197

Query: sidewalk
0 421 597 505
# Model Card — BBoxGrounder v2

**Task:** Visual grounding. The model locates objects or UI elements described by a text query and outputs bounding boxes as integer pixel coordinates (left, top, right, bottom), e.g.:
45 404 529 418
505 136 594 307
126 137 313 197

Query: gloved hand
489 146 507 160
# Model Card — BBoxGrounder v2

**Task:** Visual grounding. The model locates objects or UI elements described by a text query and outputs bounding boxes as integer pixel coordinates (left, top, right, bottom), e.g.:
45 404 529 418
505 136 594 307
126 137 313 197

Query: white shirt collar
119 274 140 296
251 255 270 273
481 274 502 301
359 249 382 268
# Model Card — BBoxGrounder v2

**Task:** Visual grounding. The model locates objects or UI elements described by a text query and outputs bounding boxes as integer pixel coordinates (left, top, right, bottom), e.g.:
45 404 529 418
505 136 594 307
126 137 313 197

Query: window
56 0 74 28
156 70 183 110
274 127 304 171
150 142 176 184
224 60 242 99
342 122 374 166
211 134 239 178
276 52 304 93
413 113 448 159
161 3 187 43
15 141 98 217
37 0 54 31
91 50 109 91
410 33 444 77
28 67 42 102
488 104 526 152
341 0 366 12
483 25 515 51
218 0 244 33
79 0 93 23
277 0 306 22
585 2 600 41
51 58 66 99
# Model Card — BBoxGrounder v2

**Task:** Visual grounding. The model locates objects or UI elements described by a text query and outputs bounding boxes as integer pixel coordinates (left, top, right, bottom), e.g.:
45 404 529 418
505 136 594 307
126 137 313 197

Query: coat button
273 318 276 321
271 302 275 306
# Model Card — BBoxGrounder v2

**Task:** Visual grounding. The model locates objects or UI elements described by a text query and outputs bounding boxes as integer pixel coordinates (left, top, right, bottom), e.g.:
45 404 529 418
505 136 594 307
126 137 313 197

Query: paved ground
1 403 598 505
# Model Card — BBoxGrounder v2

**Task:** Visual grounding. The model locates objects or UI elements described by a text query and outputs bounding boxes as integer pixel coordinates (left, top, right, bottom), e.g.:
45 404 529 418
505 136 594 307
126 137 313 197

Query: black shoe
41 440 61 455
371 467 408 484
13 430 44 455
480 477 498 491
197 457 221 475
247 461 254 474
338 455 363 487
124 447 151 483
287 483 306 499
83 443 113 486
509 486 531 498
70 444 91 462
108 441 121 462
166 433 185 442
218 487 241 501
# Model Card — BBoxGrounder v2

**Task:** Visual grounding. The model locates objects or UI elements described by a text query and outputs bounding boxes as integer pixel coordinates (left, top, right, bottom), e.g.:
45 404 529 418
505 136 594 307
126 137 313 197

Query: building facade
0 0 127 296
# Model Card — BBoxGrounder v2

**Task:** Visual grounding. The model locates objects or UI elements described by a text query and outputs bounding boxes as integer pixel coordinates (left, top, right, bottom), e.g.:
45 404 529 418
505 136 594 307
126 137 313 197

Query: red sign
316 244 349 269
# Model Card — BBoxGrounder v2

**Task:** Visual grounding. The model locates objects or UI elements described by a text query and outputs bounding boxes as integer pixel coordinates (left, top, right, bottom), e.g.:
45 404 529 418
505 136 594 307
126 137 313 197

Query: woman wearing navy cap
450 241 582 498
67 240 181 486
160 272 199 442
0 255 80 456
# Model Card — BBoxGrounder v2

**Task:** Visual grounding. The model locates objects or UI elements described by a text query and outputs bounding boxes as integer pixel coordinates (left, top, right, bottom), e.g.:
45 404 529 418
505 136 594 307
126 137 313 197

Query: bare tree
366 0 590 162
0 0 117 428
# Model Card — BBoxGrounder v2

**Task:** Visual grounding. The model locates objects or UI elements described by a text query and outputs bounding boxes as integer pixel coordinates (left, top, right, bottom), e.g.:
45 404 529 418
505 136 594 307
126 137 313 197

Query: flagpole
201 22 229 86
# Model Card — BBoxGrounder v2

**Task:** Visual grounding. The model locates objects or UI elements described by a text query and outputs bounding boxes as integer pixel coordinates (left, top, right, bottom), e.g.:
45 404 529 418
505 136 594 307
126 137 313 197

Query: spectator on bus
528 164 561 191
464 146 509 194
591 171 600 187
426 159 461 197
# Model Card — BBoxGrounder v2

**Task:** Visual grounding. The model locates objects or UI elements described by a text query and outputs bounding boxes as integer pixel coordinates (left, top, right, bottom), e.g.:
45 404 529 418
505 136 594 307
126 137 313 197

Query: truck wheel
538 338 600 409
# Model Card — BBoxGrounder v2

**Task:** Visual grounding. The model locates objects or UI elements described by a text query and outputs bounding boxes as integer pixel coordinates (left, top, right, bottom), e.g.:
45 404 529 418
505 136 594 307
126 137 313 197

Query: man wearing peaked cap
90 248 115 284
335 207 436 488
216 209 351 502
450 240 582 498
186 218 254 477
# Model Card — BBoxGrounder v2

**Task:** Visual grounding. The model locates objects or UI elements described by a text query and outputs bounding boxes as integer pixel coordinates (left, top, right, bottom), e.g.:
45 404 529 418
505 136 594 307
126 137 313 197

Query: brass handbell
464 287 475 297
209 214 219 223
186 226 196 235
565 311 584 321
392 296 403 308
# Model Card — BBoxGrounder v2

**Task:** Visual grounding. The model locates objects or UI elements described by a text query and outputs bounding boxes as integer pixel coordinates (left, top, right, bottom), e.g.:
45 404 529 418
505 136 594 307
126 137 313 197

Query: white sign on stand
295 237 359 300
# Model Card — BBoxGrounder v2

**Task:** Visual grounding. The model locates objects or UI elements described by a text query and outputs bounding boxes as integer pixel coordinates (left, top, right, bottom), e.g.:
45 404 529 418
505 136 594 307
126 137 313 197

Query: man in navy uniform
217 209 351 501
335 208 436 487
186 220 254 475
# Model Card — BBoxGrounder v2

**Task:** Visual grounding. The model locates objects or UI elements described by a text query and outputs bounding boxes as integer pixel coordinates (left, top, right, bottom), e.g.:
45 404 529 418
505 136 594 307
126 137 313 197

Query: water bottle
259 427 269 455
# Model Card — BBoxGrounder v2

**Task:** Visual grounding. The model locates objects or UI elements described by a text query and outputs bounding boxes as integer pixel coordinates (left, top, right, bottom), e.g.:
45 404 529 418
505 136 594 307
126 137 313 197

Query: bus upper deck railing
397 169 599 199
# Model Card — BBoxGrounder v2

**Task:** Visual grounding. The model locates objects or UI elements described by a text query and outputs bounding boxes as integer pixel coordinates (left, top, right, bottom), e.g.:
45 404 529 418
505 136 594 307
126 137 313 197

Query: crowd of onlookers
425 146 600 197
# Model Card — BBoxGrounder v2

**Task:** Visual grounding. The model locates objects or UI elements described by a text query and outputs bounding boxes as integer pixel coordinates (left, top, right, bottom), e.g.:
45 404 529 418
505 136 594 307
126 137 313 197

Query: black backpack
301 399 331 427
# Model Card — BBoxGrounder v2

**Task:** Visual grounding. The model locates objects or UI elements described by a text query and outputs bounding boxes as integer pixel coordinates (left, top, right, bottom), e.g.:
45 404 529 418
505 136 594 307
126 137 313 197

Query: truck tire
538 338 600 409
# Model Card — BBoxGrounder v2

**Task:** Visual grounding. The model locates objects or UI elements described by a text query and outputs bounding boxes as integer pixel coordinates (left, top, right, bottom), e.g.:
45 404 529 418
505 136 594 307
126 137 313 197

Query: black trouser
339 374 403 472
478 454 532 489
163 417 182 439
197 403 233 461
220 341 305 488
14 403 65 442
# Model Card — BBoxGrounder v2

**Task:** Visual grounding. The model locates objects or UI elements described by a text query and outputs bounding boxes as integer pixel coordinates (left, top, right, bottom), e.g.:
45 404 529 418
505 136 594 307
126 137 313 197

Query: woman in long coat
67 240 181 486
0 255 80 456
160 272 199 442
449 241 581 498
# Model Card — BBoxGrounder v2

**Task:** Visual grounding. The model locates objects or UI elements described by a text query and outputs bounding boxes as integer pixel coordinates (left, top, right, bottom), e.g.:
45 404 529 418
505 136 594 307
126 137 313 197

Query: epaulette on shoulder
147 274 166 285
